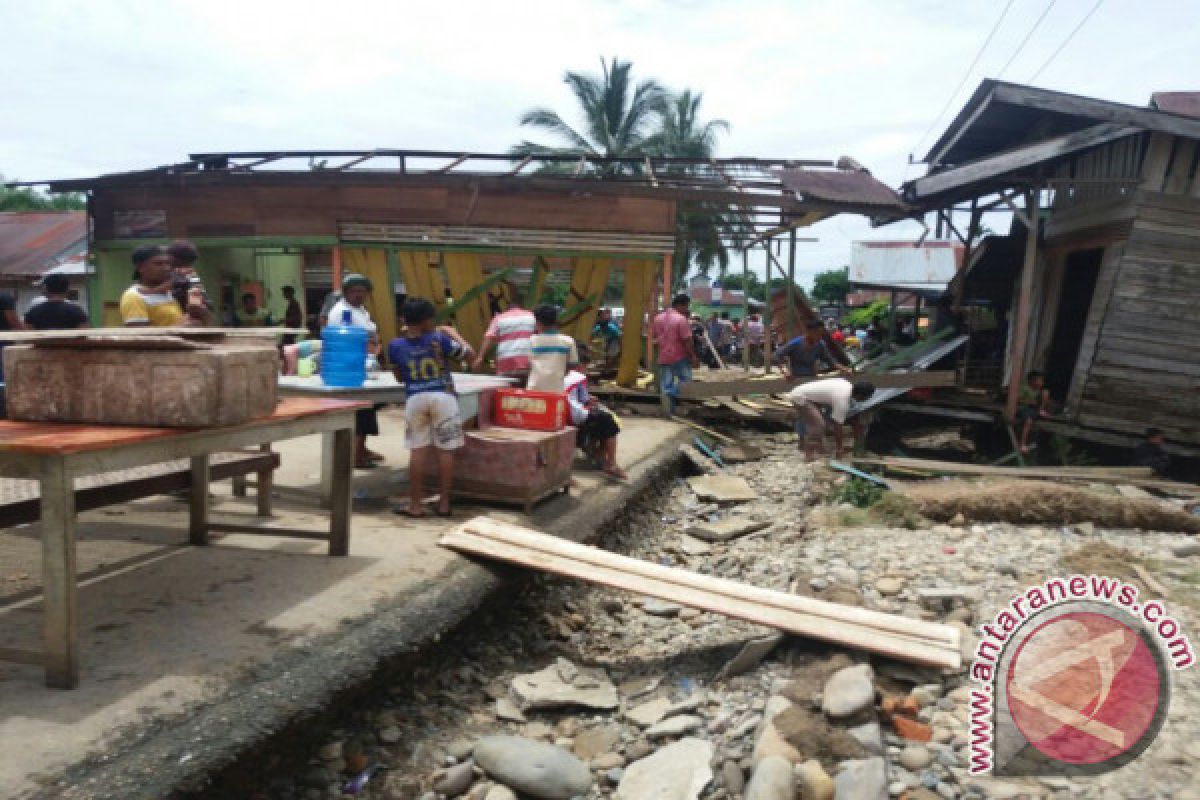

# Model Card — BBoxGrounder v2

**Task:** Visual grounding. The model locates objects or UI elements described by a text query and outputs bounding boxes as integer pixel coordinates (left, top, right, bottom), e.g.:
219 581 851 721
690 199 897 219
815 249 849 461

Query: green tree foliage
0 175 84 211
511 57 667 171
810 267 850 306
512 59 735 288
841 298 890 329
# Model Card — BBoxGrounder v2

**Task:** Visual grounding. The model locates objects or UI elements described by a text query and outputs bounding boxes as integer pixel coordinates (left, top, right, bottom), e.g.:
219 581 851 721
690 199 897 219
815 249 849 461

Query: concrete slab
685 518 771 542
0 408 686 799
687 475 758 504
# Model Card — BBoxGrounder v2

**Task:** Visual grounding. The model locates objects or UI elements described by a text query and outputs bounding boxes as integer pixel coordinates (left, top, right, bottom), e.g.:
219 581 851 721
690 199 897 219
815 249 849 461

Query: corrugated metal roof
773 168 905 209
0 212 87 278
1151 92 1200 120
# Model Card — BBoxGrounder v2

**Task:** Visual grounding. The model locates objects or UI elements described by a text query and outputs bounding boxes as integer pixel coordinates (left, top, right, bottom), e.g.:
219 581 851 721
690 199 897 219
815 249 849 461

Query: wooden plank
716 399 761 419
1141 133 1175 192
440 519 960 668
678 371 958 400
856 456 1199 493
457 518 959 644
328 427 353 556
675 419 737 445
913 124 1138 199
188 455 210 546
1065 243 1122 414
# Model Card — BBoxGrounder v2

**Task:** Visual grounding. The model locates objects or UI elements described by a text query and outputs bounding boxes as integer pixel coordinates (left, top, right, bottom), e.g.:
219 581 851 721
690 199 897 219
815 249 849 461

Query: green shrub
834 477 884 508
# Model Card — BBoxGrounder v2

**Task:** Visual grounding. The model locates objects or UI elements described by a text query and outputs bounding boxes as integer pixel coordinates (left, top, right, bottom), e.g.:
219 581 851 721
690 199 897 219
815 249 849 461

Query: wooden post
741 248 750 371
762 242 773 374
887 289 898 343
329 426 353 556
661 251 673 307
189 455 210 546
41 457 78 689
787 227 798 343
1006 189 1041 420
913 295 923 340
331 244 343 291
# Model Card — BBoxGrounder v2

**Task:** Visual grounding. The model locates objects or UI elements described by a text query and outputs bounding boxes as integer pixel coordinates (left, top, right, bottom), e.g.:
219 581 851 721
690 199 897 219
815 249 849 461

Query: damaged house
903 80 1200 451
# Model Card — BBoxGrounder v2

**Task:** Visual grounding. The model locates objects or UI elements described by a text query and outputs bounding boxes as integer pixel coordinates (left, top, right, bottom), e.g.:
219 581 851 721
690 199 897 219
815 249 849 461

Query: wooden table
0 397 361 689
278 373 515 504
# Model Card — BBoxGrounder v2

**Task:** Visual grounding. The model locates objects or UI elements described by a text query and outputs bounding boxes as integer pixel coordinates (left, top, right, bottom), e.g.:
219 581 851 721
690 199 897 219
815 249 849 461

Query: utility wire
1028 0 1106 82
911 0 1017 161
997 0 1059 78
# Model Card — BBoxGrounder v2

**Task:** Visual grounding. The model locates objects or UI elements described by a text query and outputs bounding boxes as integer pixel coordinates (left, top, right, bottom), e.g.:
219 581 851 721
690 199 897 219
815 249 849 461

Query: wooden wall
90 181 677 242
1073 191 1200 442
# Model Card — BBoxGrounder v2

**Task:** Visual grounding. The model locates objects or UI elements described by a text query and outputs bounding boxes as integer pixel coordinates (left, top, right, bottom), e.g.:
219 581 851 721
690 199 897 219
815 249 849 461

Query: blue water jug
320 310 368 387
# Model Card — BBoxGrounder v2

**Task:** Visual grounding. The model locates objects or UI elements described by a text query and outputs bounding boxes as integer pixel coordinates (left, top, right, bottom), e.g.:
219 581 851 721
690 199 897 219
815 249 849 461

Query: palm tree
511 57 667 172
512 61 737 284
644 90 729 160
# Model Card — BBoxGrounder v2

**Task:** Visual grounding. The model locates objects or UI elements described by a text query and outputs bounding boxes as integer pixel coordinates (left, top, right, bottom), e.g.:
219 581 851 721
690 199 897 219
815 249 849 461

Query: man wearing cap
25 274 89 330
121 245 185 327
327 273 385 468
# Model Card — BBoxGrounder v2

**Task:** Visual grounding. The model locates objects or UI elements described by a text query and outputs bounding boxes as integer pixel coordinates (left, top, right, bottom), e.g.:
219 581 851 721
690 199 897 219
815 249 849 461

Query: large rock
821 664 875 718
834 757 887 800
744 756 795 800
473 735 592 800
625 696 673 727
686 518 770 541
616 737 714 800
510 658 618 711
753 696 803 764
645 714 703 738
573 723 622 760
795 759 834 800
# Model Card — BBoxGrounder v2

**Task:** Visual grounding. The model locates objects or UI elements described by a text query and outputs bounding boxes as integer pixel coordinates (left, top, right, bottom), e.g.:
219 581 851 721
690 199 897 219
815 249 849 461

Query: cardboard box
4 342 279 427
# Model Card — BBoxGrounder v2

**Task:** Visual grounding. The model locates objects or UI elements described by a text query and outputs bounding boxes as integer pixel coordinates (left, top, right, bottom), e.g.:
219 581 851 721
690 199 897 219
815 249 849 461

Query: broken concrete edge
36 427 693 800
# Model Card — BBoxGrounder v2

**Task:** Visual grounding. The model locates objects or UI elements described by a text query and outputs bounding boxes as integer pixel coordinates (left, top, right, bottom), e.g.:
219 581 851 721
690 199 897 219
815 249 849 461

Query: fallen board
440 518 961 669
679 371 958 400
851 457 1195 494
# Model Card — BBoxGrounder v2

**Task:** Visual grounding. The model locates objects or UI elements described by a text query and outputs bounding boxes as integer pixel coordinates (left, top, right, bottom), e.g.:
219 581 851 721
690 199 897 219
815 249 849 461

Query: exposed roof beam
993 82 1200 141
434 154 470 174
910 122 1138 201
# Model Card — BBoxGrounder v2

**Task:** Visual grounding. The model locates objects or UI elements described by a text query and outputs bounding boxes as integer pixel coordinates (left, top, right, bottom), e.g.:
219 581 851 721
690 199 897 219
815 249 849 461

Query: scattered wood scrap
440 517 962 669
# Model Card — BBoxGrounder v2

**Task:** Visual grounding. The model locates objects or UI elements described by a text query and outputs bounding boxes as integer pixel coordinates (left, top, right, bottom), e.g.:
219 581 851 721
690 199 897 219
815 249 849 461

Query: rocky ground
184 431 1200 800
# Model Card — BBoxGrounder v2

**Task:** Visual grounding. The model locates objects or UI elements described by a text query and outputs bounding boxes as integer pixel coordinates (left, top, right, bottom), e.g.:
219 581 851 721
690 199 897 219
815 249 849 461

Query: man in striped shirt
472 285 536 379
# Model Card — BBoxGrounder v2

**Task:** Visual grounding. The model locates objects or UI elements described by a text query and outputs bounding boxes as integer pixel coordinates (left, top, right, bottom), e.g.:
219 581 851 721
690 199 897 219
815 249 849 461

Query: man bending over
787 377 875 461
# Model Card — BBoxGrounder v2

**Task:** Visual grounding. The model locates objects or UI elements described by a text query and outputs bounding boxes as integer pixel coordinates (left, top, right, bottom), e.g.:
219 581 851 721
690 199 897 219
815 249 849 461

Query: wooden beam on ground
678 371 957 400
1006 188 1040 420
853 456 1198 494
440 518 961 669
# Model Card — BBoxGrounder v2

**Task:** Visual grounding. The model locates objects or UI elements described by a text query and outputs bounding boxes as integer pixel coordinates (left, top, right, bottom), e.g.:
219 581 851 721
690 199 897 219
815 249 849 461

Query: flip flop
392 506 427 518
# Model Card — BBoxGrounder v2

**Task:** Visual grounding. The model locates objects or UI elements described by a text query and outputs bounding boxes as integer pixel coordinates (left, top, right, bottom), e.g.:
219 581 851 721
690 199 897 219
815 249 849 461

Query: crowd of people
5 245 1169 501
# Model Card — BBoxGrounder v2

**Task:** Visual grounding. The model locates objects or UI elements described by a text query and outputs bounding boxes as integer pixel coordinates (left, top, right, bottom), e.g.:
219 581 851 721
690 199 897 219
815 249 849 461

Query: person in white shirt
526 304 579 393
327 273 384 468
786 377 875 461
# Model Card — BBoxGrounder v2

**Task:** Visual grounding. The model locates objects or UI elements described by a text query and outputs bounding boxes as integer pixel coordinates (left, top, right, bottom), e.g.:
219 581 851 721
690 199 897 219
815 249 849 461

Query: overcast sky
3 0 1197 288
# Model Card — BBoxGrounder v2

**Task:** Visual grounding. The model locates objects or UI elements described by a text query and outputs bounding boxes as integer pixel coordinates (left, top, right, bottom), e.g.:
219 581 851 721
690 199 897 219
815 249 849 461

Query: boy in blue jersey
389 298 474 517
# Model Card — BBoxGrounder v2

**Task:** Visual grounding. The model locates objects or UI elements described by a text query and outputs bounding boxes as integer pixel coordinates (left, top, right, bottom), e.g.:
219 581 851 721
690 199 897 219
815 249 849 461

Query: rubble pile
201 433 1200 800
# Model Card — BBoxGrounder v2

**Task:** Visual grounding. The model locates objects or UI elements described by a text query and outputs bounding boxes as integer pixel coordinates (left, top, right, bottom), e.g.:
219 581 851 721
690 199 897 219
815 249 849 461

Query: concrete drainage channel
163 430 964 800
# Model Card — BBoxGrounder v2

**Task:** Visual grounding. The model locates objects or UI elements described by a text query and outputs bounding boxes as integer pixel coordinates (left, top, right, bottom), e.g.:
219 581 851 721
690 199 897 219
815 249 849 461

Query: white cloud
2 0 1197 287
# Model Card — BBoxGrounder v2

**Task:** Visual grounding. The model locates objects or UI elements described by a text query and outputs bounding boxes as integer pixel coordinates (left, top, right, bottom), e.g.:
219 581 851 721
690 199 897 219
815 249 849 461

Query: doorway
1043 248 1103 399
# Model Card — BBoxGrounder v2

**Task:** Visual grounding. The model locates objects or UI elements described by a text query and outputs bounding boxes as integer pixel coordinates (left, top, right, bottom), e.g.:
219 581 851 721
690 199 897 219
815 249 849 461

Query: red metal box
492 388 568 432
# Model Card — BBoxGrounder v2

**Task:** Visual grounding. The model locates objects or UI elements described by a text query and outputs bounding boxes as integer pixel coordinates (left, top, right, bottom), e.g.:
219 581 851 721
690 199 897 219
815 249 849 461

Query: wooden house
903 81 1200 449
35 150 904 385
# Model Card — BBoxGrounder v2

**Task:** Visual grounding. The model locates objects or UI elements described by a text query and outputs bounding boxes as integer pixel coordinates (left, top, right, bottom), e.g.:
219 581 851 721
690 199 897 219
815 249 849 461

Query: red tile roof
0 212 87 277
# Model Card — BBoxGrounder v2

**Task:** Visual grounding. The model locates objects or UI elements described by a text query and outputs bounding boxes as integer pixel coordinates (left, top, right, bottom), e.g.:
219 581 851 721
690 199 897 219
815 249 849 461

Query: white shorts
405 392 464 450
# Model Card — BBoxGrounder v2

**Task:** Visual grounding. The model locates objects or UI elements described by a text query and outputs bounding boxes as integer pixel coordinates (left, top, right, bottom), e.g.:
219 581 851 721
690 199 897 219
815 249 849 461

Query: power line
1028 0 1106 82
997 0 1059 78
911 0 1017 161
